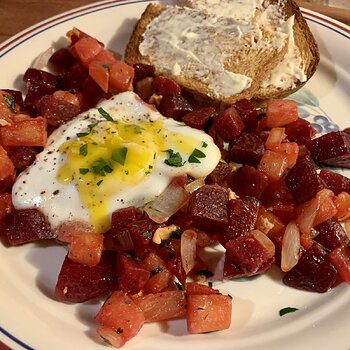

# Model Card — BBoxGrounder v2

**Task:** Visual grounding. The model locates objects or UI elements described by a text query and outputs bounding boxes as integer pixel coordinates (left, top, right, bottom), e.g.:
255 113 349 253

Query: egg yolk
57 118 203 232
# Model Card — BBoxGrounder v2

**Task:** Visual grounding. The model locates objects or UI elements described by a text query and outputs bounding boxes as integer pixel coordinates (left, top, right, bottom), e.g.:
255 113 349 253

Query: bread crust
125 1 319 105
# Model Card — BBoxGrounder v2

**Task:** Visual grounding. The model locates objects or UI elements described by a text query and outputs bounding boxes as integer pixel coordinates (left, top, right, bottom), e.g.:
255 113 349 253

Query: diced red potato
142 252 172 293
334 192 350 220
185 282 220 295
313 189 337 227
96 326 125 349
0 117 47 147
56 221 103 267
55 251 117 303
95 291 145 346
72 36 104 68
0 145 15 182
256 205 285 236
265 99 298 128
133 290 186 322
273 142 299 169
187 294 232 334
258 150 289 181
109 60 135 93
327 246 350 285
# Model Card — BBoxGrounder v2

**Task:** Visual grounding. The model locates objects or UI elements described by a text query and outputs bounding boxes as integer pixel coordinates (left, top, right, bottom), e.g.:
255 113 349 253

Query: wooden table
0 0 350 44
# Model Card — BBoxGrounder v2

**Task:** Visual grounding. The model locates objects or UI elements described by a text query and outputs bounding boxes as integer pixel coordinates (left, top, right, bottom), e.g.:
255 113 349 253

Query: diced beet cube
60 63 88 91
49 48 77 70
2 89 24 110
271 201 297 223
283 243 337 292
221 197 259 244
128 218 160 257
307 131 350 168
82 76 111 108
38 94 80 127
55 251 117 303
108 207 138 250
206 161 233 187
224 230 275 278
151 76 181 96
23 69 59 114
10 147 38 171
158 93 192 120
319 169 350 195
213 106 244 141
313 218 349 251
133 63 155 81
182 107 216 130
187 185 229 230
284 118 316 145
260 178 293 206
3 208 53 246
285 156 325 205
116 254 150 294
23 68 59 87
230 166 268 199
233 99 258 131
167 256 186 284
230 132 265 166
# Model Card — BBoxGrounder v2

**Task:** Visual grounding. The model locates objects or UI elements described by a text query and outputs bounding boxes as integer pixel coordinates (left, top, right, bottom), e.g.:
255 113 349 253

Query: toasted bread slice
125 3 289 105
254 0 319 100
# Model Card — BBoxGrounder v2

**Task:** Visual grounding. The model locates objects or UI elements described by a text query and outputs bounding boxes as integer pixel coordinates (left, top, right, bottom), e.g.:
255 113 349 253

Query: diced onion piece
296 197 319 235
184 178 205 194
31 47 55 70
144 182 190 224
97 326 125 348
251 229 275 258
152 224 179 244
281 221 301 272
181 229 197 274
265 127 286 150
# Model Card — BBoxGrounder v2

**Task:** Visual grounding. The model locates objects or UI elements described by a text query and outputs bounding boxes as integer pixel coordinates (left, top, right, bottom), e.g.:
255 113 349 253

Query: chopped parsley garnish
79 168 89 175
279 307 299 316
79 144 88 156
188 148 206 164
130 124 144 134
150 266 163 277
97 180 103 186
174 281 185 291
98 107 114 121
111 147 128 165
202 141 208 148
208 281 213 288
141 231 152 238
3 94 15 112
164 149 184 167
76 132 89 138
91 158 113 176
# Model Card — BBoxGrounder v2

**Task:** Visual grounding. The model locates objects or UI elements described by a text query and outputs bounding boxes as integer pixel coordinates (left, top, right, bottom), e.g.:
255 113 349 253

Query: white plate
1 1 350 349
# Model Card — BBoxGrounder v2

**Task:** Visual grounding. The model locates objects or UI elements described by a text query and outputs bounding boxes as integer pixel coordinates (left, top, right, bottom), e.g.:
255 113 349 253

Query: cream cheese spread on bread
139 6 287 99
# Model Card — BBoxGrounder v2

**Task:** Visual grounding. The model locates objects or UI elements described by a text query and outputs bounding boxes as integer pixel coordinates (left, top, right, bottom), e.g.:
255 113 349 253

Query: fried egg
12 92 221 233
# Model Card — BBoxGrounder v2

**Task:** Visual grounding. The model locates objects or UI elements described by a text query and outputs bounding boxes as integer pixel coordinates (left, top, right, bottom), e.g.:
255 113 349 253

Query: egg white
12 91 221 232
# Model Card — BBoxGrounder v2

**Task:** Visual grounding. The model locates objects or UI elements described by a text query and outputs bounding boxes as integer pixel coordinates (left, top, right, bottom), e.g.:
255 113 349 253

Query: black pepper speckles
53 190 60 196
